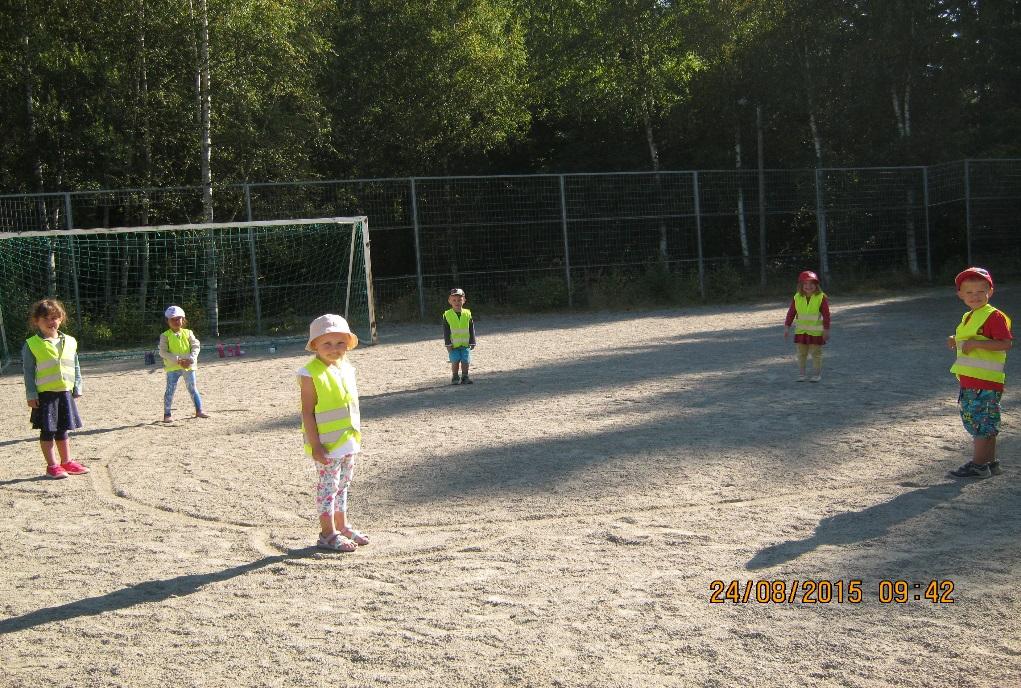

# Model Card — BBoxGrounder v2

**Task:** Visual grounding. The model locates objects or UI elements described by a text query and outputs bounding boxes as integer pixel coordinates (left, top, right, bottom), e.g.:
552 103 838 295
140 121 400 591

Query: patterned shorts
959 388 1003 438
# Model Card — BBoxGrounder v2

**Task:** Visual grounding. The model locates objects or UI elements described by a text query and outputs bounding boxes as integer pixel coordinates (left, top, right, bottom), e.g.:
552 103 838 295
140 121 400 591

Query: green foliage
327 0 531 176
582 263 698 310
378 291 421 323
505 276 569 311
704 262 746 301
0 0 1018 197
75 313 115 348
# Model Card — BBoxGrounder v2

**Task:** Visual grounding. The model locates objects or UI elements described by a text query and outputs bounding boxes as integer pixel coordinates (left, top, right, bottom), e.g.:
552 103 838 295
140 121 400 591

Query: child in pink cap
783 270 831 382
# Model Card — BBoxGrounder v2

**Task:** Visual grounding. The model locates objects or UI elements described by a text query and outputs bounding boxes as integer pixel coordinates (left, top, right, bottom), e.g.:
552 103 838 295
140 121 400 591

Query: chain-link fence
3 159 1019 320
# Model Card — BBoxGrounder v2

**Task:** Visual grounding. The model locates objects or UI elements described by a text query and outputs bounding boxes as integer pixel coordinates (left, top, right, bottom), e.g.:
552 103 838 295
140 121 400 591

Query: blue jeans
165 369 203 416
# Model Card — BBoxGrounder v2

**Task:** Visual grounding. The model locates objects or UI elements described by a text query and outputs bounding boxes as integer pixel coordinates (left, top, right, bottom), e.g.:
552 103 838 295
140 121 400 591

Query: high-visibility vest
163 328 197 372
301 357 361 455
444 308 472 347
26 334 77 393
951 304 1011 384
793 292 826 336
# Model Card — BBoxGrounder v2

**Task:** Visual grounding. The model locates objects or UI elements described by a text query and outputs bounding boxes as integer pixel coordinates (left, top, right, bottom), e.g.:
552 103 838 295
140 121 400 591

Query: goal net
0 217 376 367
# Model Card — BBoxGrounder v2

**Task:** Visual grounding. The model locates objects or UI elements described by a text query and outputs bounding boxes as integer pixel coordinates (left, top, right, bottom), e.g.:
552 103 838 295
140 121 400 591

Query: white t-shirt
297 360 361 458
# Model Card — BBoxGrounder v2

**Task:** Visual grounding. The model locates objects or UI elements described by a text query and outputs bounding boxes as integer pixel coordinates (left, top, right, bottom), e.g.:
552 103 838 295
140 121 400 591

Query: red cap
798 270 820 284
955 267 993 290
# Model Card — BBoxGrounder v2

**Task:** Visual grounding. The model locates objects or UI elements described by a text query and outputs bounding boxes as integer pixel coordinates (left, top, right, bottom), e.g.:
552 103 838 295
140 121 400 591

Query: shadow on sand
0 547 320 634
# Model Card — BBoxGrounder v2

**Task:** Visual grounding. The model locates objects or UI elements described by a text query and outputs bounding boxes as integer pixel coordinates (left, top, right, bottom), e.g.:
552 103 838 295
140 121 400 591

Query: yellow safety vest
301 357 361 455
26 334 77 393
951 304 1011 384
793 292 826 336
163 328 197 372
444 308 472 347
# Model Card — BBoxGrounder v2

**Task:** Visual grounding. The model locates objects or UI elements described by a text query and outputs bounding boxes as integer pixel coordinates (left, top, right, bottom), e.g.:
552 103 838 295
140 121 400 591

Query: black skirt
30 391 83 433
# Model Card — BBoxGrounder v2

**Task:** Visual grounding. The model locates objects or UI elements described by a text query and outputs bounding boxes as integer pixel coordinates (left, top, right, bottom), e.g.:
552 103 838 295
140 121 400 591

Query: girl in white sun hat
298 314 369 552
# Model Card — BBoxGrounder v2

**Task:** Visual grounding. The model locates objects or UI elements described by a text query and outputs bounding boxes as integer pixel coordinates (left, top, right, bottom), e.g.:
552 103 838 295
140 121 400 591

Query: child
299 314 369 552
22 299 89 479
784 270 831 382
158 305 209 422
946 267 1012 478
443 288 477 385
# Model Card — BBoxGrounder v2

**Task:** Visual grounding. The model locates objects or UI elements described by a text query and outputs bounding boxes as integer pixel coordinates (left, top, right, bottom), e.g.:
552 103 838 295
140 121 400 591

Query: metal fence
2 159 1019 319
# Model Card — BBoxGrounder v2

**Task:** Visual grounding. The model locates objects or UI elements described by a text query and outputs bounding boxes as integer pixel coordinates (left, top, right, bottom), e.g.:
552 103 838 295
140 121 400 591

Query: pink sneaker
46 464 69 479
61 460 90 475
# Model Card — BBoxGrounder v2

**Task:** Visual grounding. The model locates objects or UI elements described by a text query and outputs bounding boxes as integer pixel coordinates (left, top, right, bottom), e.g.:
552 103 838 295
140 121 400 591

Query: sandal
340 527 370 546
317 532 357 552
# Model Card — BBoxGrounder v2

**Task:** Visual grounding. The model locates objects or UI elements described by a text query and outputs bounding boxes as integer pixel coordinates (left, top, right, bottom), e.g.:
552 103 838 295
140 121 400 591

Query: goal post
0 217 377 368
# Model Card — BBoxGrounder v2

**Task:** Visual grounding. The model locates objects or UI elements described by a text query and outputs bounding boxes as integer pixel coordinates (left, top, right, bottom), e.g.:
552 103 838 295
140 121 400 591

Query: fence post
964 160 972 265
558 175 574 307
814 168 830 280
361 218 379 344
922 167 932 281
410 178 426 319
244 184 263 333
64 192 74 230
0 302 9 370
693 171 705 299
68 235 82 325
244 183 253 222
756 105 767 287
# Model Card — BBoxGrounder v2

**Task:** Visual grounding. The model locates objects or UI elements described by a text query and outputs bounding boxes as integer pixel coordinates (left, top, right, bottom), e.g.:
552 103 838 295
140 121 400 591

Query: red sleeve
820 297 831 329
980 311 1013 340
784 300 797 327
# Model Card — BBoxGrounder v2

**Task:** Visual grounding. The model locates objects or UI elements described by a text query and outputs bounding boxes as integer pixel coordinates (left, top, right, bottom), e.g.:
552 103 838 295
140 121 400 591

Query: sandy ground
1 287 1020 687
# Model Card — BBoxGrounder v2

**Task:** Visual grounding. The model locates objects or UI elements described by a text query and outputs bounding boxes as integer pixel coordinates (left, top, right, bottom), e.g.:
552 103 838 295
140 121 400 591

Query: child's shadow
0 422 151 448
746 481 967 570
0 547 319 634
0 475 51 487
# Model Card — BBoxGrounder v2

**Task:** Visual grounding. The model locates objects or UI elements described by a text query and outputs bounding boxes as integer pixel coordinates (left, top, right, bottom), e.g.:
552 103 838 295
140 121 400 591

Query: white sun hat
306 314 359 351
164 305 185 318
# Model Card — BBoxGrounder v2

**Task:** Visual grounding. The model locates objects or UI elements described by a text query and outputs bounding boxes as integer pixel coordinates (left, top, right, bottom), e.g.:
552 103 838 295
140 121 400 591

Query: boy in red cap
946 267 1012 478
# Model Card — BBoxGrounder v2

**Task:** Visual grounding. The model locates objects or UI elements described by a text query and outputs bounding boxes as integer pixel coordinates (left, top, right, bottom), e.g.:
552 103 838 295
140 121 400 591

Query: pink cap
306 314 358 351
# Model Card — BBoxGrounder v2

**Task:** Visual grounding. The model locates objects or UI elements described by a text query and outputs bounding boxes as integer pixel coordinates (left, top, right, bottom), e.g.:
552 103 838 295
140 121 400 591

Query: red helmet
954 267 993 290
798 270 820 284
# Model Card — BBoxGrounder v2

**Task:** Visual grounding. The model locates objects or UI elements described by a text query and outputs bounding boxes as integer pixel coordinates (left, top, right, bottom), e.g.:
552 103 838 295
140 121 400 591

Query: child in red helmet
784 270 830 382
945 267 1012 478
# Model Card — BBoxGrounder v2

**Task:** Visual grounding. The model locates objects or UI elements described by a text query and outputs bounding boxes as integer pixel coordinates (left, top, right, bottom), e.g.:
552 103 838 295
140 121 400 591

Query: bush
584 263 702 309
76 315 115 347
378 291 421 322
506 276 569 311
705 263 745 301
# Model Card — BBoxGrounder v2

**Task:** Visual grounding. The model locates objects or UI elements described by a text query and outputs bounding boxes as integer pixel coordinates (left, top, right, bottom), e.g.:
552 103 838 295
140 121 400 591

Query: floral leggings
316 453 355 517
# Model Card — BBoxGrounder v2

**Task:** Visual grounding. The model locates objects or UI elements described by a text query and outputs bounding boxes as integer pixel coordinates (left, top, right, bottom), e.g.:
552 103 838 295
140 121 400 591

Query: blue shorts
448 346 471 364
959 388 1002 438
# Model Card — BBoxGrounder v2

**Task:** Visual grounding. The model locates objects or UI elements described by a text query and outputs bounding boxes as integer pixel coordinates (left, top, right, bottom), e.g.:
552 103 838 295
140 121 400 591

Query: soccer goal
0 217 377 367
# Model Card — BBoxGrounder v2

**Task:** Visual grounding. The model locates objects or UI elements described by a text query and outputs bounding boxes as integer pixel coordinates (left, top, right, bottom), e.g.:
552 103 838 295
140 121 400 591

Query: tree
327 0 531 176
